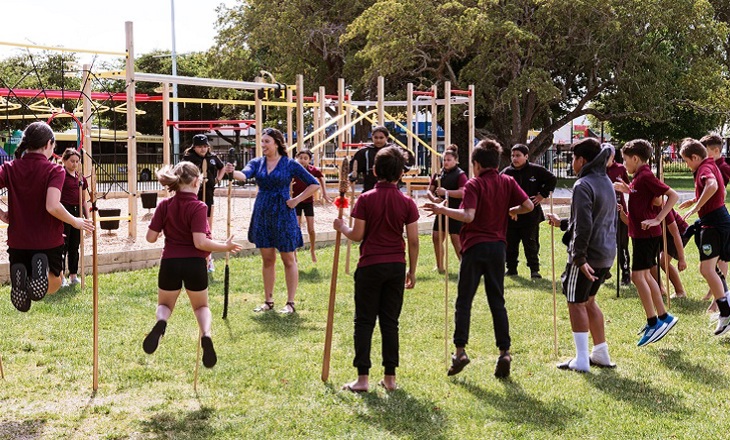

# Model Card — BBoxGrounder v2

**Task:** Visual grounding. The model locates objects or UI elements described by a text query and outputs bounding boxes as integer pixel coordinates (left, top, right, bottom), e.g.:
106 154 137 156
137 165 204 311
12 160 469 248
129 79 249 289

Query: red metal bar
166 119 256 131
0 87 161 102
412 91 434 97
451 89 472 96
292 95 316 102
341 143 367 147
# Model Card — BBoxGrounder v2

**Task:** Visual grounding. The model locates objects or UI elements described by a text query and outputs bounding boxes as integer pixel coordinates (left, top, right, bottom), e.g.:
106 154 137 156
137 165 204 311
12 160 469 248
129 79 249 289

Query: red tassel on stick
334 196 349 209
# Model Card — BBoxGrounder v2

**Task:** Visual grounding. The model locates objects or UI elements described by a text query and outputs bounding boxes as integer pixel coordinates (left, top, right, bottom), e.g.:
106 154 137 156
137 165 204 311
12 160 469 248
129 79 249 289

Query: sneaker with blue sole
637 320 668 347
648 314 678 344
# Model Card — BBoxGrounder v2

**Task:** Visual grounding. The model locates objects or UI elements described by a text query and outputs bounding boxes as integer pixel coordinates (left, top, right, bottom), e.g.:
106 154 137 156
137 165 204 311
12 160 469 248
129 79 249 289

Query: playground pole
125 21 138 239
297 75 304 152
377 76 385 126
81 64 93 289
468 85 475 177
444 81 452 149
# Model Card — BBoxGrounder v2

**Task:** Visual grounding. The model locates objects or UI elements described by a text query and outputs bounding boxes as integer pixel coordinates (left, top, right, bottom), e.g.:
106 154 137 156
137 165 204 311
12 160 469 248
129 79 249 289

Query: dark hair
374 146 405 182
700 133 723 150
372 125 390 138
621 139 652 162
572 138 601 162
471 138 502 169
680 138 707 160
62 148 81 161
262 127 287 156
444 144 459 162
296 149 313 159
157 161 200 192
16 121 54 159
511 144 529 156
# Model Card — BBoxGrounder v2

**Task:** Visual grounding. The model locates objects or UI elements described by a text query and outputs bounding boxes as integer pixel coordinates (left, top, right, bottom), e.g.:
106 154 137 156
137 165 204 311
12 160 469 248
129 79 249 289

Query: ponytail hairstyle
62 148 81 161
261 127 288 156
156 161 200 192
16 121 55 159
444 144 459 163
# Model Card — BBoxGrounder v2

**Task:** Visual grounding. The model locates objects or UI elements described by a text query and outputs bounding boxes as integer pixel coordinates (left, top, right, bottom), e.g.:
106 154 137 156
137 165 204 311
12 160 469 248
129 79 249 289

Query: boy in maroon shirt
606 145 631 285
0 122 94 312
334 146 419 392
144 161 242 368
678 139 730 335
292 149 330 262
425 139 533 379
614 139 679 346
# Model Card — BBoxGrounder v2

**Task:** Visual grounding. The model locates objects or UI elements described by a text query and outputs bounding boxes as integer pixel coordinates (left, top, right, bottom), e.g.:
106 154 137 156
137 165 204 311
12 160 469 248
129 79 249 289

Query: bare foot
311 250 317 263
702 290 713 301
341 380 368 393
379 375 397 391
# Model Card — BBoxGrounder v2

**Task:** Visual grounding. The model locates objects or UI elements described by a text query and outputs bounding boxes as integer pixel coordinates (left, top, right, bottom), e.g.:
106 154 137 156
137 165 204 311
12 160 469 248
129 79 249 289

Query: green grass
0 229 727 439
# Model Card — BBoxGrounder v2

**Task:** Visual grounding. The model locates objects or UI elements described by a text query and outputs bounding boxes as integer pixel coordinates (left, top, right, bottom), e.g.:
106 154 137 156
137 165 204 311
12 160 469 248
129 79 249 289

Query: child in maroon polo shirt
614 139 679 347
606 145 631 285
425 138 533 379
59 148 89 287
293 149 330 262
143 161 242 368
678 139 730 336
334 146 419 392
0 122 94 312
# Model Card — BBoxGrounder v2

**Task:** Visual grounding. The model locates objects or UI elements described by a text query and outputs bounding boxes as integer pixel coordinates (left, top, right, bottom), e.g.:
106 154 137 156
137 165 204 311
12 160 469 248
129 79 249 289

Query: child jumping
0 122 94 312
678 139 730 336
614 139 679 346
425 139 533 379
143 161 242 368
334 146 419 392
293 149 330 262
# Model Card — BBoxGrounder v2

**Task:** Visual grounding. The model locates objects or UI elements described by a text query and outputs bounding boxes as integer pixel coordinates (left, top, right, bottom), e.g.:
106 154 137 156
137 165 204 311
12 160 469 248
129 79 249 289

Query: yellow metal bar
299 109 378 152
0 41 126 57
384 110 441 156
300 113 346 144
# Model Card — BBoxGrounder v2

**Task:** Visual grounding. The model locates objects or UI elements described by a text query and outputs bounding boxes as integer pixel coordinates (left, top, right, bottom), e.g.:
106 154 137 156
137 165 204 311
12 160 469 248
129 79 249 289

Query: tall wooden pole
91 165 99 392
125 22 138 239
81 64 92 288
296 75 304 152
468 85 475 178
377 76 385 126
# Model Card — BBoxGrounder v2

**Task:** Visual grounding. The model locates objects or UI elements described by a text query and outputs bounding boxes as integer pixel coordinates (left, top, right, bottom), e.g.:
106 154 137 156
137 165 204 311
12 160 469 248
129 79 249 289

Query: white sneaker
61 278 70 288
715 315 730 336
69 277 81 285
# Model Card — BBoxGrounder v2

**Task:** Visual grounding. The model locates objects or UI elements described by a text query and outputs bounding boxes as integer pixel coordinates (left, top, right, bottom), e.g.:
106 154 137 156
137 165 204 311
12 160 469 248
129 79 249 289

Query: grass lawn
0 228 728 439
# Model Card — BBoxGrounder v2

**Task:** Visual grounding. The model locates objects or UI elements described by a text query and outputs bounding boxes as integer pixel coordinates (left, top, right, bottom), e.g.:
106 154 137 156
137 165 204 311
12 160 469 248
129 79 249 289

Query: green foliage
0 232 729 437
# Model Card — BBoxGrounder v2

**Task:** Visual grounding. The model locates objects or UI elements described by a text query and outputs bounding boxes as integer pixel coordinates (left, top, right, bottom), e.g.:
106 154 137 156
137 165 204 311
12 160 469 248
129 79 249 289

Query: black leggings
62 203 82 275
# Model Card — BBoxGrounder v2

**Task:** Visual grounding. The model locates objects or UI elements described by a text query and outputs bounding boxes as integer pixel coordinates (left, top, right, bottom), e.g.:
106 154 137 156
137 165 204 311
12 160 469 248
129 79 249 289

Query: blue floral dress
243 156 319 252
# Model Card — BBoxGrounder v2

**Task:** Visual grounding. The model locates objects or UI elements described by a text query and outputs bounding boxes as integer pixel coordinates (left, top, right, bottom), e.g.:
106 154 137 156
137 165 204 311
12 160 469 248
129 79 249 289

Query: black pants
353 263 406 376
454 242 511 351
617 219 630 277
506 222 540 272
62 203 82 275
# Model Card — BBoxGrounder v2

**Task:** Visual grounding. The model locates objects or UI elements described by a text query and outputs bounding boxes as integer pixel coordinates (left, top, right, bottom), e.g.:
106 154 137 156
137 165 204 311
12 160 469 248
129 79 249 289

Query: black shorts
664 233 690 261
8 246 64 277
158 257 208 291
204 201 213 217
695 227 723 261
296 202 314 217
632 236 661 271
432 214 463 234
562 263 610 304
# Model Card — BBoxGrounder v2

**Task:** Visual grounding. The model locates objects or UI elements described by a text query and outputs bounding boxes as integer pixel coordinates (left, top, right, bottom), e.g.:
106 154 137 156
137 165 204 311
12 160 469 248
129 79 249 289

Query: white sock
591 342 612 364
572 332 590 371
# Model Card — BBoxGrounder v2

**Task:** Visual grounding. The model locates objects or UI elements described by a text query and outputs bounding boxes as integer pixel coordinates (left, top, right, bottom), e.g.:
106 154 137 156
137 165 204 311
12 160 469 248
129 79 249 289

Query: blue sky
1 0 236 62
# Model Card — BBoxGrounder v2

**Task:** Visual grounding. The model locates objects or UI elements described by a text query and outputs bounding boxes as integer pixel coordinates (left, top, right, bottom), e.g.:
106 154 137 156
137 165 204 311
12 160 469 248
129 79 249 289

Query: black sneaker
28 254 49 301
530 271 542 279
621 274 631 286
494 352 512 378
505 269 518 276
143 320 167 354
447 351 470 376
10 264 30 312
605 272 612 280
201 336 217 368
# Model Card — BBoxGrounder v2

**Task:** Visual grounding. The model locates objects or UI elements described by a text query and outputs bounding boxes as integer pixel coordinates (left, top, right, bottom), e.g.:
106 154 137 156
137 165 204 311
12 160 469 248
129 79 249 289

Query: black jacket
182 151 224 203
501 162 557 225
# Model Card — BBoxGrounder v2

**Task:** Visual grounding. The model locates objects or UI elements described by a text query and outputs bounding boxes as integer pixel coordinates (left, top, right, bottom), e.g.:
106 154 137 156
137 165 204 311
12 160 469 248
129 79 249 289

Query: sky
1 0 237 62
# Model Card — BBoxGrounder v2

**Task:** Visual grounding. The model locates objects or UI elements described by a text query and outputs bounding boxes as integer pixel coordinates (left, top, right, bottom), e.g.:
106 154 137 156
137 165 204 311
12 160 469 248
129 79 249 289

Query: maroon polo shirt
607 162 630 209
60 170 88 206
351 182 419 268
666 209 688 235
715 157 730 188
0 152 65 249
459 168 529 252
627 165 670 239
695 157 726 218
148 191 211 259
292 165 323 204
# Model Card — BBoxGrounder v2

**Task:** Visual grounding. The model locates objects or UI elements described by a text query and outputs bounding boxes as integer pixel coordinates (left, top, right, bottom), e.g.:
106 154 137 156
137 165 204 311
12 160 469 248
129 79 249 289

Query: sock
591 342 613 365
572 332 590 371
658 313 668 321
647 316 658 327
717 297 730 317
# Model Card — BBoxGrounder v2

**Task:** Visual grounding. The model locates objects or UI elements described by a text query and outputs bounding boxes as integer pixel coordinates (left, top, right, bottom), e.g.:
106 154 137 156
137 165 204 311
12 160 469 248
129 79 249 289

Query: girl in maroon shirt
0 122 94 312
143 161 242 368
59 148 89 286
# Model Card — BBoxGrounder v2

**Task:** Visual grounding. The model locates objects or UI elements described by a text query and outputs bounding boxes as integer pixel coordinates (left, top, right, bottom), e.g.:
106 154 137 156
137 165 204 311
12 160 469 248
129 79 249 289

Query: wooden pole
91 165 99 392
287 87 294 157
162 82 171 168
81 63 92 289
468 85 475 178
444 81 452 149
125 21 138 240
430 85 438 175
443 191 449 367
0 353 4 379
255 89 263 158
550 192 558 358
377 76 385 126
296 75 304 152
322 160 349 382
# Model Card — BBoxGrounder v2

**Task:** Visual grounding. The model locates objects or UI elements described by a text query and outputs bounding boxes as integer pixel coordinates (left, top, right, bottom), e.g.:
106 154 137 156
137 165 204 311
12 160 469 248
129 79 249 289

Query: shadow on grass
0 420 46 439
299 267 323 282
658 348 728 386
666 297 713 316
140 406 216 439
250 311 319 336
456 379 580 431
506 273 553 289
584 371 692 415
336 386 448 440
42 284 83 303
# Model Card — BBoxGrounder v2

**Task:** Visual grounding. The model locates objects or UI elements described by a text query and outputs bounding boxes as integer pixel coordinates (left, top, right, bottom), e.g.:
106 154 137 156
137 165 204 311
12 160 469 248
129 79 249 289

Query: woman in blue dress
226 128 320 314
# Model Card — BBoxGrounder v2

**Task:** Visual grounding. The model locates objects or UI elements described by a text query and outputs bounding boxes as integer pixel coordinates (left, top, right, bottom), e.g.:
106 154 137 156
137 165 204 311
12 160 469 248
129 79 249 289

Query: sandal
494 352 512 379
447 350 470 376
253 301 275 312
278 302 296 314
